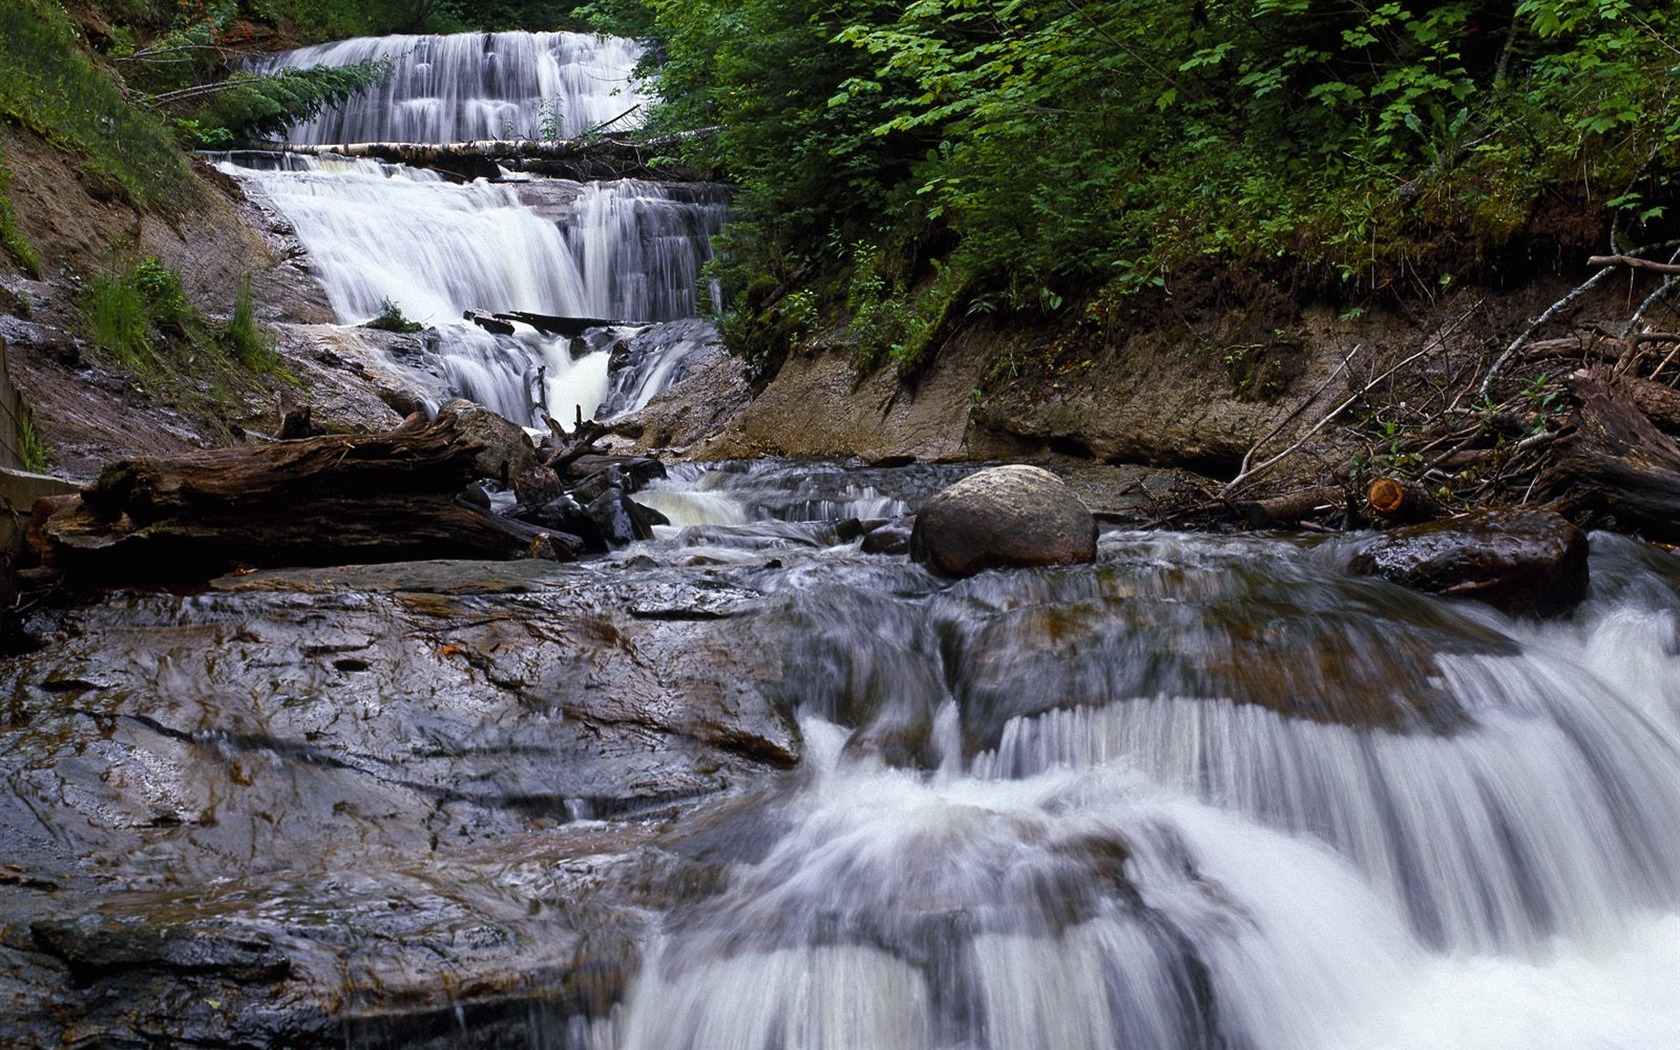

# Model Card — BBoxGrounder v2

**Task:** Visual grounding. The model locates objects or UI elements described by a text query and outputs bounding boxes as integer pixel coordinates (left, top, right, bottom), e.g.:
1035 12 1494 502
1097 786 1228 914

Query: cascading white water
572 526 1680 1050
214 155 728 325
249 31 651 144
221 32 730 428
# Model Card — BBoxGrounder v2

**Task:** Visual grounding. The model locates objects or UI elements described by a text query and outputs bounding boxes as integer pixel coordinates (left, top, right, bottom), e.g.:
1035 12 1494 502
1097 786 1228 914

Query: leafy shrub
221 277 279 370
85 266 158 374
366 297 424 333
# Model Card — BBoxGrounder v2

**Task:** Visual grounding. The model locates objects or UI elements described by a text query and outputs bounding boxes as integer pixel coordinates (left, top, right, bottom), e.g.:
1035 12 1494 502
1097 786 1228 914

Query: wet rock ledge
0 561 797 1048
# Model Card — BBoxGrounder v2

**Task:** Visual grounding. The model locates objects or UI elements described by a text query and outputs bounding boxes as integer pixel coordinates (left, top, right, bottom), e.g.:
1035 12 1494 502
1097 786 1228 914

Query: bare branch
1589 254 1680 275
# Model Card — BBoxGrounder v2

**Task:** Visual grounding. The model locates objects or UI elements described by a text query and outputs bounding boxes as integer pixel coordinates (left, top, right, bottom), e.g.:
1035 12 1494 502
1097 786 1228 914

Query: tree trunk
1606 370 1680 435
271 131 717 183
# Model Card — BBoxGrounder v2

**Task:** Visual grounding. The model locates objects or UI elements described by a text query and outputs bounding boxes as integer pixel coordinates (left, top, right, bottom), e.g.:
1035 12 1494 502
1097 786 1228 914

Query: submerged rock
1348 509 1589 617
910 465 1097 577
860 518 914 555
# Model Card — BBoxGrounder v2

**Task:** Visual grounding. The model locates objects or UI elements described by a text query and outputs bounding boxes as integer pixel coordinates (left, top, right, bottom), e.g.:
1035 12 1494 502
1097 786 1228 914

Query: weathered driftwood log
1234 487 1344 527
543 410 609 473
1610 370 1680 435
1541 368 1680 542
33 410 528 584
1366 477 1444 525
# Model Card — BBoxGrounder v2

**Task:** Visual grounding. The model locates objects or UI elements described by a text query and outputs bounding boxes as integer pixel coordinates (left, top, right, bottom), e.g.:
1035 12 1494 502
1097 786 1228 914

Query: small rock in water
910 465 1097 577
526 493 608 553
1348 509 1589 617
521 532 583 562
860 518 914 556
587 488 665 547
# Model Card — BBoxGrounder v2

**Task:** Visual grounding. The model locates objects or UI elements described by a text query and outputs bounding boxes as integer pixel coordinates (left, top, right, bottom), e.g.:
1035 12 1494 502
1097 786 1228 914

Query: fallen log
1596 369 1680 435
494 311 636 337
33 410 529 584
266 129 720 182
1234 487 1344 528
1541 368 1680 542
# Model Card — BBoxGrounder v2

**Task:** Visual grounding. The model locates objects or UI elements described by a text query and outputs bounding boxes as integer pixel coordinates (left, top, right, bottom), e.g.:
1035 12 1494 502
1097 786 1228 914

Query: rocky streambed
7 473 1666 1048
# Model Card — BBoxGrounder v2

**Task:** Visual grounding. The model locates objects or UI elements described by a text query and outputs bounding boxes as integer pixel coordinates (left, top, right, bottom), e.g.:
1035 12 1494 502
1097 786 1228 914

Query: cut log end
1367 478 1406 515
1365 477 1443 525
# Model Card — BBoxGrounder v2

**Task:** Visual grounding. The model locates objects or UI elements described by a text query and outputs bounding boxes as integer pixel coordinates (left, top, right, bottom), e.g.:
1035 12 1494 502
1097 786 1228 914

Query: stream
3 28 1680 1050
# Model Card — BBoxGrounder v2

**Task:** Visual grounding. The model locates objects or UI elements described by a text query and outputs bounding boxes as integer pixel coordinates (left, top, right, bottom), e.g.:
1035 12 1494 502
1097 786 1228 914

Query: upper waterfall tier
250 31 651 145
216 153 728 325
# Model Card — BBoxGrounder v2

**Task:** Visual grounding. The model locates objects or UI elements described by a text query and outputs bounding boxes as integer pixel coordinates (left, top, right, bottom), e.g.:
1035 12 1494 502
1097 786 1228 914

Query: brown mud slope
0 123 391 480
663 271 1680 532
682 292 1542 477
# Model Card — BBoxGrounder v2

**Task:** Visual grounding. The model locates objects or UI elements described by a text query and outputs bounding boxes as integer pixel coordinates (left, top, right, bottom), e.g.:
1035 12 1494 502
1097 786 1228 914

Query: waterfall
214 155 728 325
222 32 729 429
561 520 1680 1050
249 31 652 144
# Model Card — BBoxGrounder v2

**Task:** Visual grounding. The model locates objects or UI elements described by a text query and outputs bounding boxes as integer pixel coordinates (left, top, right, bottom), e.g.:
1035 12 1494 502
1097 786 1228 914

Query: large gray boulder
1348 509 1589 617
910 465 1097 577
440 397 539 483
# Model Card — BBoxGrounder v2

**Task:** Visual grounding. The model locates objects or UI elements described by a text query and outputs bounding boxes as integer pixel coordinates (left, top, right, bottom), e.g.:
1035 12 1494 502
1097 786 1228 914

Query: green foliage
221 277 279 369
0 0 200 209
80 255 290 427
247 0 469 37
649 0 1680 373
190 61 392 143
366 297 424 332
83 257 195 375
847 249 970 381
0 156 41 278
16 399 49 474
645 0 941 374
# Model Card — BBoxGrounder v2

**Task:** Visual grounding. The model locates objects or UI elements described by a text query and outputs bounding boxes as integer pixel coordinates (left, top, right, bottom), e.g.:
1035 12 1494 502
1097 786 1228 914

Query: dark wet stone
459 479 497 510
0 566 799 1047
523 493 609 553
587 487 666 546
1348 510 1590 617
861 519 914 555
911 465 1097 578
32 916 292 983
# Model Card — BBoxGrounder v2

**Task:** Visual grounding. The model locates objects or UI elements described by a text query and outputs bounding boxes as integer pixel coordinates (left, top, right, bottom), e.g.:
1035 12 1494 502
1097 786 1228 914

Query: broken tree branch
1222 342 1438 497
1589 254 1680 276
